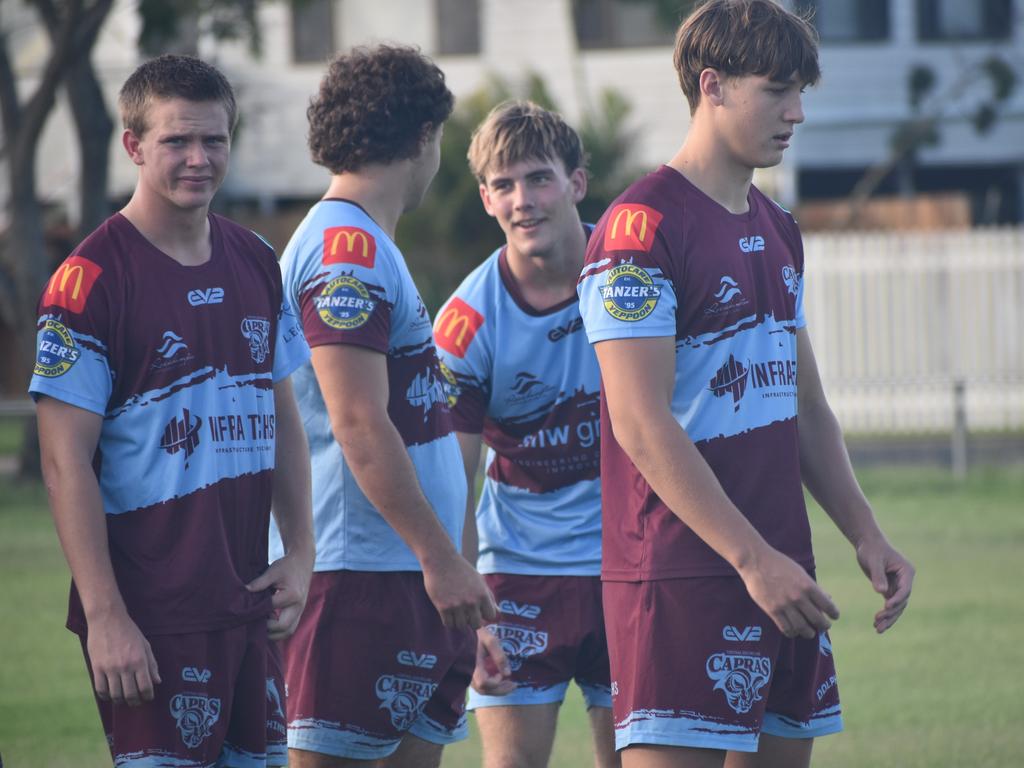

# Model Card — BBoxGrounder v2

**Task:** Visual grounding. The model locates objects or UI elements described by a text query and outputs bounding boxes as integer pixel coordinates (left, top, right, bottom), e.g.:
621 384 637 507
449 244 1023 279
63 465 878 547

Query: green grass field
1 465 1022 767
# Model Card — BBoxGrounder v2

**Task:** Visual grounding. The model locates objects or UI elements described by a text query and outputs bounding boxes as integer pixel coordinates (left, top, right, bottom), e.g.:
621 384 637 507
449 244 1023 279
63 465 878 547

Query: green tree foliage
398 73 642 313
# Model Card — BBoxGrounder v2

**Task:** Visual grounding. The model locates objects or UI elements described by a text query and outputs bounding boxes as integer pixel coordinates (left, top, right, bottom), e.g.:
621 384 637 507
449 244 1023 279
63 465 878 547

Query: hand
247 550 314 640
421 551 498 630
85 608 161 706
855 535 915 634
471 626 516 696
738 546 840 639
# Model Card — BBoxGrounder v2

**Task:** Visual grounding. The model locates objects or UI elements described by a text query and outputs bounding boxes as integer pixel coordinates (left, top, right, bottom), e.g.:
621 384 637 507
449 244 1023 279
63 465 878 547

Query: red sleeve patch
434 298 484 359
603 204 664 253
323 226 377 268
42 256 103 314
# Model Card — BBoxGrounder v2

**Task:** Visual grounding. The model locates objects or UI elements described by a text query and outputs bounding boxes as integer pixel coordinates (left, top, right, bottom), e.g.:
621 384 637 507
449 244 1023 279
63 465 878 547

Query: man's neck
667 125 754 214
120 194 212 267
505 223 586 312
323 165 412 239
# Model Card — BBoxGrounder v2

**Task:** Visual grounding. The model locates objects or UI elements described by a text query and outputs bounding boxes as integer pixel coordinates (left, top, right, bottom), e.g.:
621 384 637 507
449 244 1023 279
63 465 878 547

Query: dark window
796 0 889 42
917 0 1013 40
292 0 335 64
437 0 481 55
574 0 676 50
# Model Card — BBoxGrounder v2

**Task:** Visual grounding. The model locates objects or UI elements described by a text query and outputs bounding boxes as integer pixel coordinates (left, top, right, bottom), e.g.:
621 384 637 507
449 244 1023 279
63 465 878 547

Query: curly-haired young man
577 1 915 766
270 45 500 768
31 54 313 766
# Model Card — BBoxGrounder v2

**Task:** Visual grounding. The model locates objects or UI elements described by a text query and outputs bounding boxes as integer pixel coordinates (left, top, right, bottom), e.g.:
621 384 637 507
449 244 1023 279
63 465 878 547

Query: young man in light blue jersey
435 101 618 768
270 45 500 768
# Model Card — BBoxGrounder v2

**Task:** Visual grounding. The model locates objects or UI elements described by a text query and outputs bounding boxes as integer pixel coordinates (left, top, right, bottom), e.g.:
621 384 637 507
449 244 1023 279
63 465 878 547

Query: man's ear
569 167 588 204
479 183 497 218
122 129 145 166
700 68 727 107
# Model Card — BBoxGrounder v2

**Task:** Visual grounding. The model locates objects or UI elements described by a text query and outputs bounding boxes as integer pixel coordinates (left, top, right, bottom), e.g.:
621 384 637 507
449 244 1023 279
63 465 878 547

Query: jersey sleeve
577 202 679 344
291 223 396 353
434 291 491 434
28 255 113 415
272 291 311 382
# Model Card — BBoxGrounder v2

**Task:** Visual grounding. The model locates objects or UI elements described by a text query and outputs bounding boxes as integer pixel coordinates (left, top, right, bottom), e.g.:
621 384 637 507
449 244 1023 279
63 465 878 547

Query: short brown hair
467 100 587 183
119 54 237 136
674 0 820 114
307 45 454 175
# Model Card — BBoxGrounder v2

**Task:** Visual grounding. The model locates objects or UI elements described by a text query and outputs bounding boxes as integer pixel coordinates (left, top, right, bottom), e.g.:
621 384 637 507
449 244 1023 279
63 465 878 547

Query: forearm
336 413 458 565
798 395 885 547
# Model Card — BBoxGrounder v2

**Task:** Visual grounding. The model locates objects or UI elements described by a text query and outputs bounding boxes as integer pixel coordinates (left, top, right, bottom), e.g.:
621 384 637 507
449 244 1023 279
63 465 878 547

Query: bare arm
37 396 161 706
796 328 914 633
311 344 495 629
594 336 839 638
246 377 315 639
455 431 483 564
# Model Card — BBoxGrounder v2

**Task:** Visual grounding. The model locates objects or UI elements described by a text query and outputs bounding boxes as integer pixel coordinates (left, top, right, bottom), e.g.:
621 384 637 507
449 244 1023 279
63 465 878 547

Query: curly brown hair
307 45 454 174
674 0 820 115
119 54 237 137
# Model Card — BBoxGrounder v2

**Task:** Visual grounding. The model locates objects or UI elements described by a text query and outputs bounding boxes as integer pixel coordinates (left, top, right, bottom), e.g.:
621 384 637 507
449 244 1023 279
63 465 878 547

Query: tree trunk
66 61 114 239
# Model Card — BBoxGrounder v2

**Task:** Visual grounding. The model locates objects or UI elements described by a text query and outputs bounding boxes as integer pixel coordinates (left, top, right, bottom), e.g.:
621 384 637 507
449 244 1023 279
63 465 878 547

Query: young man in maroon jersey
576 2 915 766
31 55 313 766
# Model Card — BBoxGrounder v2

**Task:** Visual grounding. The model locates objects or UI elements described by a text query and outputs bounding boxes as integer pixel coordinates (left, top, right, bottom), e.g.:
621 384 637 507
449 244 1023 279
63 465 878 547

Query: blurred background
0 1 1022 766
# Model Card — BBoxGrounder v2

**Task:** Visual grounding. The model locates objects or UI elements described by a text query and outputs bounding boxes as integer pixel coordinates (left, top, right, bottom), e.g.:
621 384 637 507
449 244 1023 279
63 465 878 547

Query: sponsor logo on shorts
187 287 224 306
316 276 377 330
604 204 663 252
547 316 583 342
817 674 837 702
498 600 542 619
170 693 221 748
739 236 765 253
610 681 619 697
396 650 438 669
485 624 548 672
706 652 772 715
181 667 211 683
43 256 102 314
34 320 81 378
782 265 801 296
406 368 449 420
819 632 832 657
722 625 762 642
323 226 377 268
240 316 271 364
159 408 202 468
434 298 484 358
266 677 285 718
375 675 437 731
600 264 662 322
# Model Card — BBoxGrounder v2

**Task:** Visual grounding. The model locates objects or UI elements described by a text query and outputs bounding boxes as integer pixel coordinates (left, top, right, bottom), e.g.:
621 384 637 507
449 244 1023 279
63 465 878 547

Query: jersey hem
600 554 815 581
28 386 107 416
67 604 272 638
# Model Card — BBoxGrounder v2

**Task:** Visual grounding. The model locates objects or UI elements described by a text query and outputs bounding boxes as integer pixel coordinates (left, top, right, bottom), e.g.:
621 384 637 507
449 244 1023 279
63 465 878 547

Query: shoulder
444 248 502 315
212 214 276 263
750 185 803 254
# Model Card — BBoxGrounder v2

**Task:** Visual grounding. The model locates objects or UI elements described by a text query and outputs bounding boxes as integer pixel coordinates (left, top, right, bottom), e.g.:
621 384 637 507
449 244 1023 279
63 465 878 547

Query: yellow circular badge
34 319 81 378
316 276 377 330
600 264 662 322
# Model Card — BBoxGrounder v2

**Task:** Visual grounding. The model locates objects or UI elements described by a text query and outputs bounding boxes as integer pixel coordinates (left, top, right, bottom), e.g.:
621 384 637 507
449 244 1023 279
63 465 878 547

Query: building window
437 0 480 55
574 0 676 50
293 0 335 64
796 0 889 42
917 0 1013 40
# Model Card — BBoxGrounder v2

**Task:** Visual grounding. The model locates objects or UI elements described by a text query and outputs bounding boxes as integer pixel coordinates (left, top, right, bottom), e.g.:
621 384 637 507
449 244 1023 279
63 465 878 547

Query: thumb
246 565 276 593
868 559 888 595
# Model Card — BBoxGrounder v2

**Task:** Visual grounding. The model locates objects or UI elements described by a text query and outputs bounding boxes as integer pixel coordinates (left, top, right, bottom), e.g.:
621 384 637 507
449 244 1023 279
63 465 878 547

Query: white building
5 0 1024 222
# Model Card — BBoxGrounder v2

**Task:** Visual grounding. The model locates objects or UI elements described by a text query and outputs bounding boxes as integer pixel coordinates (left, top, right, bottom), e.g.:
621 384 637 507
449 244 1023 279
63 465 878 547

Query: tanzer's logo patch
316 276 377 330
600 263 662 322
34 319 81 378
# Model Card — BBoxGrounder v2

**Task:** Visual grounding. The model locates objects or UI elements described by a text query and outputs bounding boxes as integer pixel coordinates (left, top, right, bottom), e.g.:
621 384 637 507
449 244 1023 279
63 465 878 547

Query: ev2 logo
182 666 212 683
548 317 584 342
498 600 541 619
396 650 438 670
722 625 762 642
738 236 765 253
187 287 225 306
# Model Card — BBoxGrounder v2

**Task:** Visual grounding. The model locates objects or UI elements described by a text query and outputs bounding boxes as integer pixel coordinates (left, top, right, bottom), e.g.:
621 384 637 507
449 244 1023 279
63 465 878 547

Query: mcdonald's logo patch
323 226 376 268
434 298 484 358
604 204 663 253
43 256 102 313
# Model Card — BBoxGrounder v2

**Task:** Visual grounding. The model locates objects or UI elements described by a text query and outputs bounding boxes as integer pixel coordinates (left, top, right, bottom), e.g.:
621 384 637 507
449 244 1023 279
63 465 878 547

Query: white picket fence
802 227 1024 433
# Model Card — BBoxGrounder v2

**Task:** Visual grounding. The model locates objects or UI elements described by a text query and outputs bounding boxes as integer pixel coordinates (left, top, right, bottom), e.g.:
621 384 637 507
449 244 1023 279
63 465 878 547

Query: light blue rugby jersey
270 199 465 572
435 242 602 576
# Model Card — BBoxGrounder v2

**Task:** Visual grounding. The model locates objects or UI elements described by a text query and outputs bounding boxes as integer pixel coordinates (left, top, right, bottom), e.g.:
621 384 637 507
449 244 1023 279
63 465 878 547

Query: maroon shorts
604 575 842 753
468 573 611 710
83 619 286 766
279 570 475 760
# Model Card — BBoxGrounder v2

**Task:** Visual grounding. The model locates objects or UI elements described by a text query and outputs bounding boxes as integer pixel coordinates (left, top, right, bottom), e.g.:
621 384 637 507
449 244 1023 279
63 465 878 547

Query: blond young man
577 2 915 767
